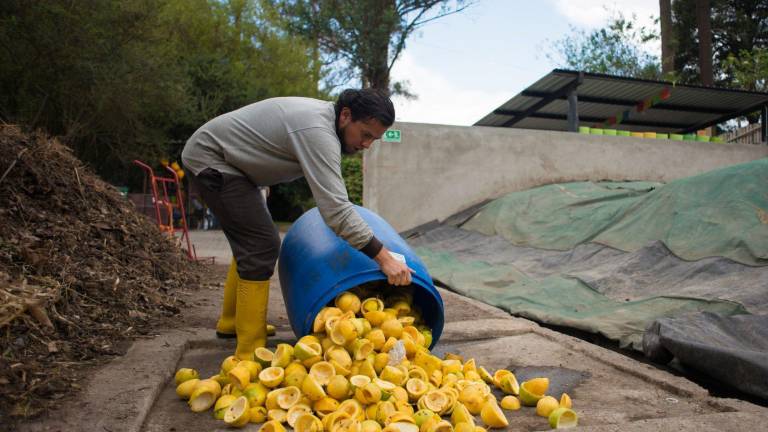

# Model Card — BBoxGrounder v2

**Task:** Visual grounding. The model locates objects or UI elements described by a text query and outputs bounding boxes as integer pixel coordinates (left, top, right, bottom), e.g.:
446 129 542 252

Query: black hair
334 88 395 127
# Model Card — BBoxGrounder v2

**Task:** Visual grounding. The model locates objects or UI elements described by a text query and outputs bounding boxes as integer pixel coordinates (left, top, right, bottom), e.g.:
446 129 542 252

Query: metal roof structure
475 69 768 139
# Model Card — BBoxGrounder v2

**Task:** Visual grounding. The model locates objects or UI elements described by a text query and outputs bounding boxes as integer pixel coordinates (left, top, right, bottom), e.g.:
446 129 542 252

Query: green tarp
416 247 747 349
412 159 768 350
462 159 768 266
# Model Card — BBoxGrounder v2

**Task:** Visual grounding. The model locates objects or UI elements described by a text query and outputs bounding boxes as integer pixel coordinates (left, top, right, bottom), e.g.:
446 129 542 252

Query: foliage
269 178 315 222
279 0 472 92
671 0 768 86
722 48 768 92
342 154 363 205
269 153 362 222
0 0 322 188
0 0 186 187
547 11 662 79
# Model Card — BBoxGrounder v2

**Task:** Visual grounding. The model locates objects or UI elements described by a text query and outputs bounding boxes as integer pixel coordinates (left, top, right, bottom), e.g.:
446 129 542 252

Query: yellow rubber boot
234 278 269 360
215 258 238 338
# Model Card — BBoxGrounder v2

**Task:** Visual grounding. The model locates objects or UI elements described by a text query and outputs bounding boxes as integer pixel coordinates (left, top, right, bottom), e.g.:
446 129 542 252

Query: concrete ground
19 230 767 432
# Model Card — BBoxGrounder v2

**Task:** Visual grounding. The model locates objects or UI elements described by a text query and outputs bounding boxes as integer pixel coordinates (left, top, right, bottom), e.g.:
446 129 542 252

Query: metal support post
567 89 579 132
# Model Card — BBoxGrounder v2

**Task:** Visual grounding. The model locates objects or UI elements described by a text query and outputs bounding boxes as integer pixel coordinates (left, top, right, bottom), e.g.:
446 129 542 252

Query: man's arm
289 127 411 285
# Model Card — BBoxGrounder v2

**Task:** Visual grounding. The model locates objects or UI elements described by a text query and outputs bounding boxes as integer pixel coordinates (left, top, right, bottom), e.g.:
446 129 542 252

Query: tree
672 0 768 86
0 0 323 188
696 0 714 86
660 0 675 75
547 12 661 79
723 48 768 92
280 1 472 92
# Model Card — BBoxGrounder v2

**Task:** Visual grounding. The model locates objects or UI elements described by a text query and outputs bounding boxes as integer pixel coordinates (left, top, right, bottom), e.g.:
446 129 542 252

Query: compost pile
0 125 200 421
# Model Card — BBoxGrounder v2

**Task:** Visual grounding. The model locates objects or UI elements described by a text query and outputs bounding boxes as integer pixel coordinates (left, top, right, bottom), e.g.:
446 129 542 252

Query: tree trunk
696 0 713 86
359 0 396 91
660 0 675 75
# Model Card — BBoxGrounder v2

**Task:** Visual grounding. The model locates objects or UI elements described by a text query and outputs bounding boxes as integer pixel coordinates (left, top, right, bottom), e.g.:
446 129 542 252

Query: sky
389 0 661 126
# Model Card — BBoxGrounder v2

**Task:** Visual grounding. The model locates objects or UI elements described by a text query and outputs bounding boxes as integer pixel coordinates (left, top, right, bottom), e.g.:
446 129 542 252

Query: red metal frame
132 160 214 264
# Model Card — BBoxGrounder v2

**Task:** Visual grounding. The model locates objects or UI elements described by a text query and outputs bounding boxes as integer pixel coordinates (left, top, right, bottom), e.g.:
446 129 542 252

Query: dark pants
191 168 280 280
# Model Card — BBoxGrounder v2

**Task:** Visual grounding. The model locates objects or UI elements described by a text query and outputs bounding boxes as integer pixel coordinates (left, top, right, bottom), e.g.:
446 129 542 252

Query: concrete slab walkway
19 231 766 432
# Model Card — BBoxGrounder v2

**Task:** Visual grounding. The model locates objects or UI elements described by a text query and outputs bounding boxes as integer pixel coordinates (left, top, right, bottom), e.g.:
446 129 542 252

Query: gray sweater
182 97 376 252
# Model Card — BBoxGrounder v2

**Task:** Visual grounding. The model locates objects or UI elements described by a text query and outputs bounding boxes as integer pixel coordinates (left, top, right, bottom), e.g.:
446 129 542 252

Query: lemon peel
223 396 250 427
327 374 352 400
254 347 274 368
518 380 546 406
499 396 520 411
548 407 578 429
479 399 508 429
536 395 559 417
249 405 268 423
228 364 251 390
295 413 324 432
221 355 239 374
174 368 199 385
295 341 323 361
336 292 362 314
287 404 313 427
259 367 285 388
308 360 336 386
271 343 294 368
362 419 383 432
301 374 327 401
412 408 436 427
175 378 200 399
262 419 288 432
213 394 238 420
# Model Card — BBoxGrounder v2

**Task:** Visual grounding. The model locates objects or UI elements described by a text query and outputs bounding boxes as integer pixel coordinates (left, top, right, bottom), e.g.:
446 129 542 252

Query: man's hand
374 246 414 286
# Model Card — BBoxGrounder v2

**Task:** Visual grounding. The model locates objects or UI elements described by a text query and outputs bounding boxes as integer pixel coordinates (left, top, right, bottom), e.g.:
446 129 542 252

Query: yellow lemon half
188 379 221 412
336 292 362 314
309 361 336 386
295 413 324 432
228 364 251 390
536 396 559 417
498 374 519 395
174 368 199 385
286 404 313 427
362 297 384 313
221 355 240 374
175 378 200 399
295 341 323 361
213 394 238 420
262 419 288 432
500 396 520 411
254 347 274 368
249 405 268 423
518 379 547 406
548 407 578 429
301 374 327 401
450 403 474 427
259 367 285 388
327 374 352 400
479 399 508 429
223 396 250 428
524 377 549 395
362 419 383 432
313 396 340 417
272 343 295 368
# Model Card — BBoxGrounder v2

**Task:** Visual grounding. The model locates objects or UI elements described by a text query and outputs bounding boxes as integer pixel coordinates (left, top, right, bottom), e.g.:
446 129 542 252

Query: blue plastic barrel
278 206 444 348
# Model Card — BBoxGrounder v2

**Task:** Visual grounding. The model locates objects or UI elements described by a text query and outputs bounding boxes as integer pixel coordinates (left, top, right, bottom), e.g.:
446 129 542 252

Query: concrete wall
363 122 768 232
